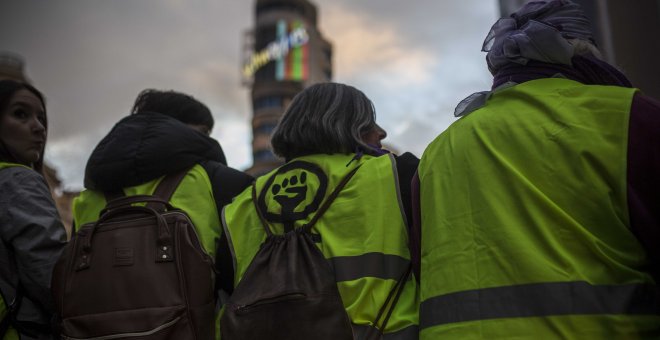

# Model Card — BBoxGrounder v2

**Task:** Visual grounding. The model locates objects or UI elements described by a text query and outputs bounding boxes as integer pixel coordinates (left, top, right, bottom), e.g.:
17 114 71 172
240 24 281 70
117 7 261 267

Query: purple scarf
484 0 594 75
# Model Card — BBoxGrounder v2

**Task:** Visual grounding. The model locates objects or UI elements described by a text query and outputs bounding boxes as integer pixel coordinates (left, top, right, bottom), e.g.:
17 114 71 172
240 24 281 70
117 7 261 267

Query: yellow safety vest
223 153 419 339
418 78 659 338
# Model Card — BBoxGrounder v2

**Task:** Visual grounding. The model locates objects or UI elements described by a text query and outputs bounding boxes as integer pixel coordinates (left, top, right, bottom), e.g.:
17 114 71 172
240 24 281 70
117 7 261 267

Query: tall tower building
242 0 332 176
498 0 660 99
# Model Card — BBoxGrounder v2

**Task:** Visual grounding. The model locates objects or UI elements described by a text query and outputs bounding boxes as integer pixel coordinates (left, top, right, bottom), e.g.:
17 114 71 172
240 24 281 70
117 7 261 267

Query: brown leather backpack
51 170 215 339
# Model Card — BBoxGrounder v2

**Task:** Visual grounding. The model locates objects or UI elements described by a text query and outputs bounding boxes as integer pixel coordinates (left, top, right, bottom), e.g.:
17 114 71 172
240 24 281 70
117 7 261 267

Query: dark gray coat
0 166 67 339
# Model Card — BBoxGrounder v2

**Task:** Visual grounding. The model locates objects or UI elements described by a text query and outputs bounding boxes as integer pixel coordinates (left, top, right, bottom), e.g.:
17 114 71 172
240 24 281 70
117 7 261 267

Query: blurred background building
0 52 76 237
498 0 660 99
242 0 332 176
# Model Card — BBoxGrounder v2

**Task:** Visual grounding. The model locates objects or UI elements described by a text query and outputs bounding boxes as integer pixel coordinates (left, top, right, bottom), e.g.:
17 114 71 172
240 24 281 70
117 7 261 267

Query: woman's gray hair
271 82 377 160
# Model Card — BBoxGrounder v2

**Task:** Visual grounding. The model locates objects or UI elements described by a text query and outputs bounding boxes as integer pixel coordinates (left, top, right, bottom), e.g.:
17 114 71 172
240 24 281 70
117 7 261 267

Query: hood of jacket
84 111 227 191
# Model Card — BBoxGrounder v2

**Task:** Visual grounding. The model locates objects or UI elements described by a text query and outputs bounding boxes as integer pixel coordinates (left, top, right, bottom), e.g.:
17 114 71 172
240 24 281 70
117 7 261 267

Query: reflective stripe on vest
418 78 658 337
222 153 419 338
72 164 220 257
330 252 410 282
420 281 660 329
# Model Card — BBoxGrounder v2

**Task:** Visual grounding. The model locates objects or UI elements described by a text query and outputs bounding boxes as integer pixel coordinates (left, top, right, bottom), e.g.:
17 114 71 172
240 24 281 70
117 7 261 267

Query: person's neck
492 55 633 89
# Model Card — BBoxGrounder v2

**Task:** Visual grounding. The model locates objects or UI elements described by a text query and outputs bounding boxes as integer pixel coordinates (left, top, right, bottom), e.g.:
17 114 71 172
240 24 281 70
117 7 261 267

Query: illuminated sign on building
242 20 309 81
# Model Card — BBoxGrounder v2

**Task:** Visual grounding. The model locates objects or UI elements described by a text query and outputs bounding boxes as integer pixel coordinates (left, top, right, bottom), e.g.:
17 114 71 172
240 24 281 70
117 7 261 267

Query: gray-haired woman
270 82 387 160
221 82 420 339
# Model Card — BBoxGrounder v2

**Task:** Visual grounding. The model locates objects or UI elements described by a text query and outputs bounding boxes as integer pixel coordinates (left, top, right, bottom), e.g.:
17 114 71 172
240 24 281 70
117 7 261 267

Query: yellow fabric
0 328 18 340
223 153 419 334
419 78 657 338
0 162 30 171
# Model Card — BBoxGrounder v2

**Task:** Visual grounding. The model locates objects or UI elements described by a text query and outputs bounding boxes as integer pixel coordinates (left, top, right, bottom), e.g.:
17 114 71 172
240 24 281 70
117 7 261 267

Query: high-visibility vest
0 162 29 340
73 164 220 260
418 78 659 338
222 153 419 339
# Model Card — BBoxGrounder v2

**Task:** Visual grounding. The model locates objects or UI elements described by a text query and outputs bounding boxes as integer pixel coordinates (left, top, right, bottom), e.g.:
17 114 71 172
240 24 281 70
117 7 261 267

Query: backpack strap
148 168 190 208
0 317 8 338
100 168 189 213
103 191 124 202
0 289 16 337
302 165 361 233
367 264 412 339
409 171 422 281
252 183 274 237
0 239 22 338
0 285 52 338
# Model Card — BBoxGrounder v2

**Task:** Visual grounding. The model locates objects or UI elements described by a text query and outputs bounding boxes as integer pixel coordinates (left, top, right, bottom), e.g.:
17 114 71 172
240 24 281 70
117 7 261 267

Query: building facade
243 0 332 176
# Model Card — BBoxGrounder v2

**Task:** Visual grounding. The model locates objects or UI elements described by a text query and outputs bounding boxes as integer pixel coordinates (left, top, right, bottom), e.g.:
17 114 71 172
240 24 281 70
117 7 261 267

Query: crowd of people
1 0 658 339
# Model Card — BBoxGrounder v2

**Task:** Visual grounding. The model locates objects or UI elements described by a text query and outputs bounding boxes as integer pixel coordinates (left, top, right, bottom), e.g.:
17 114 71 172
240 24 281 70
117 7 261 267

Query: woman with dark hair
130 89 215 136
0 81 47 172
221 82 419 339
69 88 253 339
0 80 66 339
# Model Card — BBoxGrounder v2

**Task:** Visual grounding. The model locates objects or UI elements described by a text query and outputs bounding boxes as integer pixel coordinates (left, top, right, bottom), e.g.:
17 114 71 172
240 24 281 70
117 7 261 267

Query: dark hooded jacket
83 112 253 209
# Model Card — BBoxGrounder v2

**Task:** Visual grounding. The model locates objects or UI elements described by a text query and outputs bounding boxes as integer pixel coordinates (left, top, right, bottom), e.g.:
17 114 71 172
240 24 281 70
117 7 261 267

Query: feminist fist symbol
272 172 308 228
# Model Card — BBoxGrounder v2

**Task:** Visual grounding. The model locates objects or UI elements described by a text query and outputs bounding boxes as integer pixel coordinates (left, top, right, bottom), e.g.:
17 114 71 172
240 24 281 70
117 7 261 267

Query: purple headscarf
484 0 594 75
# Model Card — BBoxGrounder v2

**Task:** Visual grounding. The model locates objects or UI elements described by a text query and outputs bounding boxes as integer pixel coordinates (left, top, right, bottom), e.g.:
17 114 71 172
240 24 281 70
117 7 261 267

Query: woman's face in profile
0 89 46 165
360 123 387 149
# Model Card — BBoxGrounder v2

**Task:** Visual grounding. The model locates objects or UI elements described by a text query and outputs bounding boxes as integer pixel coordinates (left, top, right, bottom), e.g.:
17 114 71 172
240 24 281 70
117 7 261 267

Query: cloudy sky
0 1 499 190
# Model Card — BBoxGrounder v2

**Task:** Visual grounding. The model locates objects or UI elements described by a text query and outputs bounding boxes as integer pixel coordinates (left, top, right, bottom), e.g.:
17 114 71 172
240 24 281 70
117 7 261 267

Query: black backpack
52 169 216 339
220 164 410 340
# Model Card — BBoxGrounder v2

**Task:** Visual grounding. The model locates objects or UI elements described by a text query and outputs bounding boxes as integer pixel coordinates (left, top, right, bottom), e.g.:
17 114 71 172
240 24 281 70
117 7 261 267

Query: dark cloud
0 1 499 189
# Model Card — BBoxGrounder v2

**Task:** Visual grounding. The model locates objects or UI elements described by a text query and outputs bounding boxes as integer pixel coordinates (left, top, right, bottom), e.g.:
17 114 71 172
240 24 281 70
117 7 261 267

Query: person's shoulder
197 160 254 208
201 161 253 181
0 165 47 187
630 92 660 125
394 152 420 164
0 166 53 212
200 160 253 193
393 152 420 172
633 92 660 110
